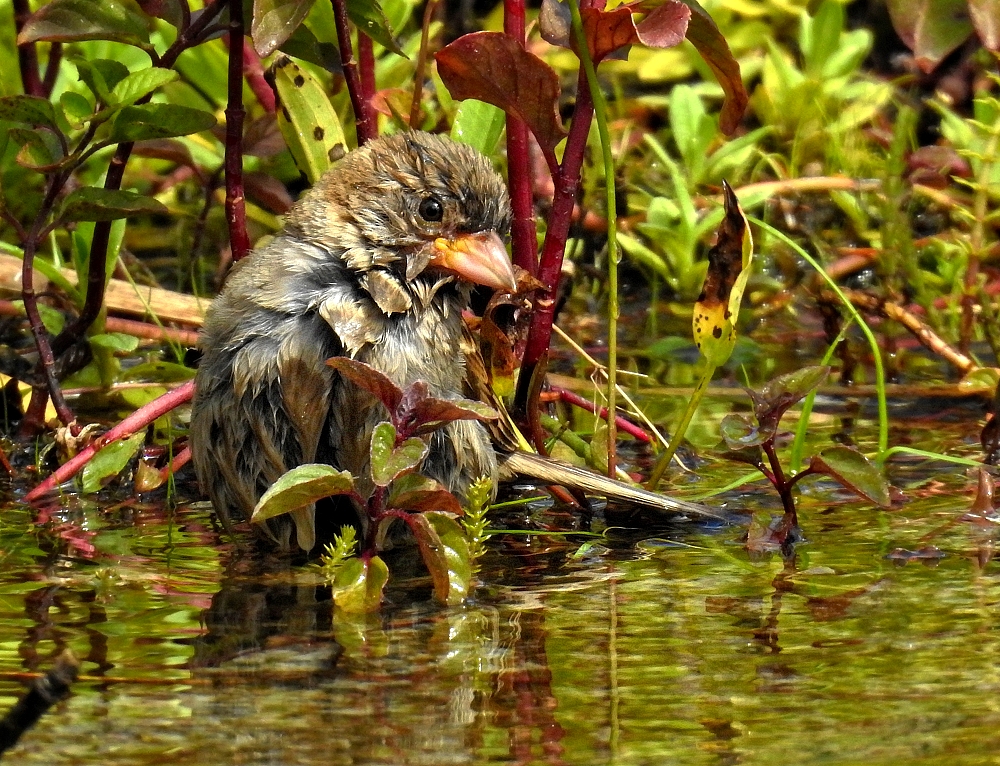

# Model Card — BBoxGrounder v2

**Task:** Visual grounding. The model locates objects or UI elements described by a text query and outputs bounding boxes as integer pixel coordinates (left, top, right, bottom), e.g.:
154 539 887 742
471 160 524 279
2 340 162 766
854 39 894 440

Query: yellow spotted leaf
692 181 753 367
272 55 347 183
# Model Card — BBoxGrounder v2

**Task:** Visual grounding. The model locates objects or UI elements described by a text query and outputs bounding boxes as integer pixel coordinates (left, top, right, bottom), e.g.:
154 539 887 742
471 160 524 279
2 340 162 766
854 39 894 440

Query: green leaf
451 99 505 158
252 0 317 57
9 127 65 171
79 432 146 494
346 0 404 56
110 68 178 107
59 188 168 223
251 463 354 524
74 59 131 103
331 555 389 613
60 91 94 128
109 103 217 142
89 333 140 353
272 55 348 183
369 422 427 487
809 446 891 508
17 0 151 46
0 95 58 129
9 300 65 335
411 512 473 605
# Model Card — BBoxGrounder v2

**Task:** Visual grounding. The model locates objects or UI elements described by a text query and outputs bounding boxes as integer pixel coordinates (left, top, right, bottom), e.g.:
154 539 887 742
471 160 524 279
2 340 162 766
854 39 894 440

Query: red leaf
887 0 973 73
327 357 403 417
635 1 689 48
582 6 639 62
436 32 567 156
681 1 747 134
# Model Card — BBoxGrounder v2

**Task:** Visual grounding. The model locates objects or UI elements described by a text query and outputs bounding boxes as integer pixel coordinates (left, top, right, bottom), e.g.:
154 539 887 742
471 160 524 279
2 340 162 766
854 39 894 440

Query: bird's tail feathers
500 451 727 521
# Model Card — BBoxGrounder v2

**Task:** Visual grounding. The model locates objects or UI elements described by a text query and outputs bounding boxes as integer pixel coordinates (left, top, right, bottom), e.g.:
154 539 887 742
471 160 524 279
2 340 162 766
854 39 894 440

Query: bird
190 131 718 553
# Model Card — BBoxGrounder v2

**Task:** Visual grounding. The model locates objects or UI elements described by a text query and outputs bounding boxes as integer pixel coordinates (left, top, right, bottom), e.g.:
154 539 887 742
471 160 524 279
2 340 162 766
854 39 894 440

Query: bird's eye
418 196 444 223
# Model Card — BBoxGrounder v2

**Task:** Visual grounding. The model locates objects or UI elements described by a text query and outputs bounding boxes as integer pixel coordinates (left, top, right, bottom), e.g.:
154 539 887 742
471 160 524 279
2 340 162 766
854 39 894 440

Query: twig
408 0 442 128
0 650 79 757
503 0 538 275
24 380 195 502
331 0 377 144
12 0 42 97
241 39 275 113
159 445 192 485
224 0 251 261
549 386 651 443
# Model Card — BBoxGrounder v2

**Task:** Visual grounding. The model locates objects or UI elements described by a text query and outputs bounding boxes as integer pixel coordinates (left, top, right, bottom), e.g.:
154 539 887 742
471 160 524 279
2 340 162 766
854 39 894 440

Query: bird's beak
430 231 517 292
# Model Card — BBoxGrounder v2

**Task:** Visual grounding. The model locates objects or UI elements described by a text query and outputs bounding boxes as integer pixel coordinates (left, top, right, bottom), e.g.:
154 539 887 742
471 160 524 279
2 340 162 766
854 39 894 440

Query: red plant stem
25 380 196 502
12 0 42 97
158 445 192 485
224 0 251 262
516 67 595 415
358 32 376 128
551 386 651 443
40 42 61 97
241 39 275 113
503 0 539 275
331 0 377 145
763 440 796 518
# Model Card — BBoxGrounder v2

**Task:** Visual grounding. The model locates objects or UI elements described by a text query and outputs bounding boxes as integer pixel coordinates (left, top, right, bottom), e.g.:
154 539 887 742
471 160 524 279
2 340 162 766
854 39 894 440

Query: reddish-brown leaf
681 1 747 134
327 357 403 417
635 1 689 48
436 32 567 156
887 0 973 73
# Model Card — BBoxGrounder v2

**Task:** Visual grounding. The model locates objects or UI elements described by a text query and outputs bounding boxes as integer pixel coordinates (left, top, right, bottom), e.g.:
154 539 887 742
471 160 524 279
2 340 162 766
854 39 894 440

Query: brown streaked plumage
191 131 718 553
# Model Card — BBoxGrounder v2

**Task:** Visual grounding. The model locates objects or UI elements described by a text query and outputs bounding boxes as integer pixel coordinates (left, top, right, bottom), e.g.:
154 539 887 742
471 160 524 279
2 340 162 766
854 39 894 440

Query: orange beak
429 231 517 292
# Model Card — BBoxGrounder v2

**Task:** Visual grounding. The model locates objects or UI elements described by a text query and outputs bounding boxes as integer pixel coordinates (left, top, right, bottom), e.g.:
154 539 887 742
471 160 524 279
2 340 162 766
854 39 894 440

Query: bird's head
290 131 515 315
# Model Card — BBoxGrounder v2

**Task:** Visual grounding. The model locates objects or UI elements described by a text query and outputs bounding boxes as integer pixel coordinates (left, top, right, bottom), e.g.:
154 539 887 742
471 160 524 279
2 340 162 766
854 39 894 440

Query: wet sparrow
190 131 713 552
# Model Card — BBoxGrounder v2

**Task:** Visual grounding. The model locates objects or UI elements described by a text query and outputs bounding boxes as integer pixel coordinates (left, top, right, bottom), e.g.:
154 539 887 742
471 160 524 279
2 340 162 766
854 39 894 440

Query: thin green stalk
567 0 619 477
789 318 854 472
646 362 714 488
750 217 888 459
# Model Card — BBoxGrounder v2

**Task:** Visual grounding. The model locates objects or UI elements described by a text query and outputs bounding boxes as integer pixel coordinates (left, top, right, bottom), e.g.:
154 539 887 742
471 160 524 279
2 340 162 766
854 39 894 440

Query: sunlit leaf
749 365 830 434
109 67 178 107
73 58 131 103
426 512 473 604
405 396 498 438
346 0 404 56
331 555 388 613
60 91 93 128
720 412 767 449
109 103 217 142
252 0 316 57
886 0 973 73
59 188 167 223
692 181 752 367
79 432 145 494
451 99 505 156
809 446 891 507
370 422 427 486
436 32 567 156
18 0 151 46
272 55 349 183
251 463 354 524
89 333 140 353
